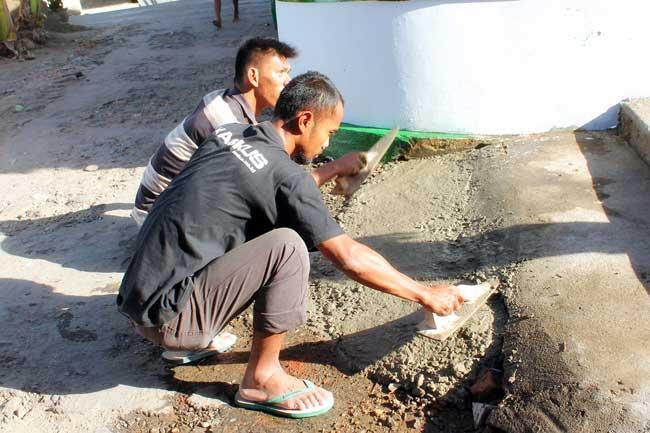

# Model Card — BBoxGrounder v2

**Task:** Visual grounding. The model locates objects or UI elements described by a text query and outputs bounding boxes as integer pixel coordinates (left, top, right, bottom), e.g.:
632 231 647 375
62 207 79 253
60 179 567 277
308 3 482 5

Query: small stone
83 164 99 172
387 383 401 392
410 387 425 398
199 422 209 428
187 392 227 410
415 374 425 388
15 406 28 419
470 368 504 402
149 428 159 433
452 362 470 378
155 405 174 416
170 428 180 433
2 397 22 418
406 417 421 429
472 402 496 428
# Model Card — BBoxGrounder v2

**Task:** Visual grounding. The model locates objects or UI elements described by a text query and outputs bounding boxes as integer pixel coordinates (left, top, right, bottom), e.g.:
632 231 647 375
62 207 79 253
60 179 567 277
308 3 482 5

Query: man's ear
247 67 260 88
297 111 314 134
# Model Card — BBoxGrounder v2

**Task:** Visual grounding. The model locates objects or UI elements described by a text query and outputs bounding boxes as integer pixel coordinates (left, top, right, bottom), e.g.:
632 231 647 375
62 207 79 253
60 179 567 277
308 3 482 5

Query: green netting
325 123 471 162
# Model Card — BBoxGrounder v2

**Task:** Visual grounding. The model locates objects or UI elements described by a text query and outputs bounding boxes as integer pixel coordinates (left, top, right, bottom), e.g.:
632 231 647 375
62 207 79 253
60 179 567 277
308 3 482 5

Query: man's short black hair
273 71 344 121
234 37 297 87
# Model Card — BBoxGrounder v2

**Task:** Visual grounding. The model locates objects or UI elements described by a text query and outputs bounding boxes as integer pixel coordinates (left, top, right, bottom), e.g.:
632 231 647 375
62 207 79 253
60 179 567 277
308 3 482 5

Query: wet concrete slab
474 131 650 433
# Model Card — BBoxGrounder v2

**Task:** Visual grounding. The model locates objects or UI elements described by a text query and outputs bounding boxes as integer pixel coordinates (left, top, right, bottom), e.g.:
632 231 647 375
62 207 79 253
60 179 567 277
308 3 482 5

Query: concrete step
620 98 650 167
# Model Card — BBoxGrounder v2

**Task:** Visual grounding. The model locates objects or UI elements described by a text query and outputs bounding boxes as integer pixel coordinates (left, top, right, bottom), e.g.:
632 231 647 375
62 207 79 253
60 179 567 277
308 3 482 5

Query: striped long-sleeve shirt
132 88 256 226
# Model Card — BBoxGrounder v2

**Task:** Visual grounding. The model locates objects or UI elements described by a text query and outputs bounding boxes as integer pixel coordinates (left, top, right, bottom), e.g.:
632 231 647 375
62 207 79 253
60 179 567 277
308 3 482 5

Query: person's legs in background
213 0 222 28
213 0 240 29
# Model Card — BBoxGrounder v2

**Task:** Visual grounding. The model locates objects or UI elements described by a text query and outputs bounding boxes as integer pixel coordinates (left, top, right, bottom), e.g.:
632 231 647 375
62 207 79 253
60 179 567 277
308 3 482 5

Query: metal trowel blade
416 281 498 341
332 127 399 198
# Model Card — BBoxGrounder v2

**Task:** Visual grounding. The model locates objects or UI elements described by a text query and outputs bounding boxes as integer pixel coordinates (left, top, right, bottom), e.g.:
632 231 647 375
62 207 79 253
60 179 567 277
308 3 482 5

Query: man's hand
311 152 366 187
332 152 366 177
419 284 465 316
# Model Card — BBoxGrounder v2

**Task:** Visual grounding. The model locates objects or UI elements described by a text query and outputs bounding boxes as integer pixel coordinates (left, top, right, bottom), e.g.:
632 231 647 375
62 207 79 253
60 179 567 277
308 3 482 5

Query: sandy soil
1 1 649 432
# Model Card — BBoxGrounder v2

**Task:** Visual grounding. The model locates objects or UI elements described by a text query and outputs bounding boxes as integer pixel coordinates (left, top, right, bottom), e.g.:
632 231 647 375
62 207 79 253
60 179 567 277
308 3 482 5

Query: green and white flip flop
234 379 334 419
162 332 237 365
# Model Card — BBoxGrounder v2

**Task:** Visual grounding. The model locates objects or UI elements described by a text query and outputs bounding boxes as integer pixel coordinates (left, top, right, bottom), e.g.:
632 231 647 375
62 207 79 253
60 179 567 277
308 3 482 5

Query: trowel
416 280 498 341
332 127 399 198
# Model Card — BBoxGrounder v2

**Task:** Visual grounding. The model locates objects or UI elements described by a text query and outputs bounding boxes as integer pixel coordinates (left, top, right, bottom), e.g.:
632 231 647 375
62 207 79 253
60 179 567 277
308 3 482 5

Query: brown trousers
136 228 310 351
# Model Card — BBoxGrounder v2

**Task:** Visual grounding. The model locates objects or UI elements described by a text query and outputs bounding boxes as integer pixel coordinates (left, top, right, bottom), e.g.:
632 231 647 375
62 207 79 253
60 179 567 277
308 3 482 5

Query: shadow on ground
0 274 500 417
0 203 138 273
313 220 650 294
574 131 650 295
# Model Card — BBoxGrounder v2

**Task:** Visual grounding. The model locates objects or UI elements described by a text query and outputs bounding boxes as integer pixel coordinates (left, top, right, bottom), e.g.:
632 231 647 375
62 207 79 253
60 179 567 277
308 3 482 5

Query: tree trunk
0 0 16 42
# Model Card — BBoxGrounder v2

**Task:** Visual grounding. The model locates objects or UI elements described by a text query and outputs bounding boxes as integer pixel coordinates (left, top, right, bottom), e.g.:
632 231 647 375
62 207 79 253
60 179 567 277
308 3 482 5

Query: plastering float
417 280 498 341
332 127 399 198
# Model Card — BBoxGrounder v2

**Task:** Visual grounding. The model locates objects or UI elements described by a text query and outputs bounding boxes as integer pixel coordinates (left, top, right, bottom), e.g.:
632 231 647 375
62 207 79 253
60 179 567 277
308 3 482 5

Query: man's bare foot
238 366 332 410
213 19 222 28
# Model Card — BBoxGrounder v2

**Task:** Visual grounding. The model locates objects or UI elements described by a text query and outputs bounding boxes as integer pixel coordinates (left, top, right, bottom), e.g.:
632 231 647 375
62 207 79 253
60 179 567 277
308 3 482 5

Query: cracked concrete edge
619 99 650 168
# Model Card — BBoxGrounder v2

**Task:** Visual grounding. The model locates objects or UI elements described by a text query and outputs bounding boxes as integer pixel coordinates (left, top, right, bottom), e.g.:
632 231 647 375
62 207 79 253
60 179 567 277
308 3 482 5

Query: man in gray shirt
119 72 465 418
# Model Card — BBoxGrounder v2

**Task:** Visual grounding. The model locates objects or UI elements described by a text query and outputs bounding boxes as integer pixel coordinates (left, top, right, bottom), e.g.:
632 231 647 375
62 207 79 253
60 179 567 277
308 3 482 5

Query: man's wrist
322 160 342 181
326 159 342 176
412 283 429 306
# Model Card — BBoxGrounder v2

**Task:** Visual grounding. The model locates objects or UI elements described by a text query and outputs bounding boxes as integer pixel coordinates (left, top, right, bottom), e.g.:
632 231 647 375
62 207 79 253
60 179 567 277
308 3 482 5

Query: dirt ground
1 1 649 432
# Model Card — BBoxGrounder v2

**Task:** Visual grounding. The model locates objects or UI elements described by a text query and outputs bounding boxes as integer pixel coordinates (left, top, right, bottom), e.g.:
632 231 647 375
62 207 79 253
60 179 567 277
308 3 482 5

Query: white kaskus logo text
214 127 269 173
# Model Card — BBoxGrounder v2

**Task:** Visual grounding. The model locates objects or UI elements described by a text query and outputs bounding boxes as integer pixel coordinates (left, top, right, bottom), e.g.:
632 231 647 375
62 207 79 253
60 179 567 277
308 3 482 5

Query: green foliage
1 0 15 41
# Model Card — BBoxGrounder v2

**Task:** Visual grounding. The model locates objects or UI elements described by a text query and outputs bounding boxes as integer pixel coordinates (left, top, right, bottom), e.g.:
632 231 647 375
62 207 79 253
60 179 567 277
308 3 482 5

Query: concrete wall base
619 99 650 167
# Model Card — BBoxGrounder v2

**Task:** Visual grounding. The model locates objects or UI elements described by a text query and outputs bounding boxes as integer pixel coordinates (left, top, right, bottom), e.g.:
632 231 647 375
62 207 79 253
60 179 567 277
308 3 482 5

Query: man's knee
252 229 310 334
269 227 306 249
268 228 309 273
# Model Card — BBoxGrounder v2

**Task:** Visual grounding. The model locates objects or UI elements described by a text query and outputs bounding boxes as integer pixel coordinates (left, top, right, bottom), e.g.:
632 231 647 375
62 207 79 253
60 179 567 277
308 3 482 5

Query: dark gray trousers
136 228 310 351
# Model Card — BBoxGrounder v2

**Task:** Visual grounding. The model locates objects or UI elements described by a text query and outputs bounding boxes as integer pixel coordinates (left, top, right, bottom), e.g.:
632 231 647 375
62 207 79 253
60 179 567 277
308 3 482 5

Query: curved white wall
277 0 650 135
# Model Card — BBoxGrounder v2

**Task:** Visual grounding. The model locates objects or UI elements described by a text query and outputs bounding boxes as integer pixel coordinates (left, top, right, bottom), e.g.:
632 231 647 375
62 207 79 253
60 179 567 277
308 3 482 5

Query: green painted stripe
326 122 472 161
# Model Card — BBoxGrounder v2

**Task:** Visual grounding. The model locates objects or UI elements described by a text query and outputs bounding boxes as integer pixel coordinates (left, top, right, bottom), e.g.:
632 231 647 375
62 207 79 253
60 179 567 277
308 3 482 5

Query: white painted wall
277 0 650 134
62 0 82 15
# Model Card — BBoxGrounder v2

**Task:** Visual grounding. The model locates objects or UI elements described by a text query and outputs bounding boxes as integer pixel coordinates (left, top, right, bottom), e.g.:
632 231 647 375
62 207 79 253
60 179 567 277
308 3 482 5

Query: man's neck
271 119 296 156
238 87 260 116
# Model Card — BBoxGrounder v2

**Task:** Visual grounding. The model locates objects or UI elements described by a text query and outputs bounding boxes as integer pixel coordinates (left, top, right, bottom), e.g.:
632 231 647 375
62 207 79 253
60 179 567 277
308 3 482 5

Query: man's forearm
321 239 428 305
319 235 462 315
